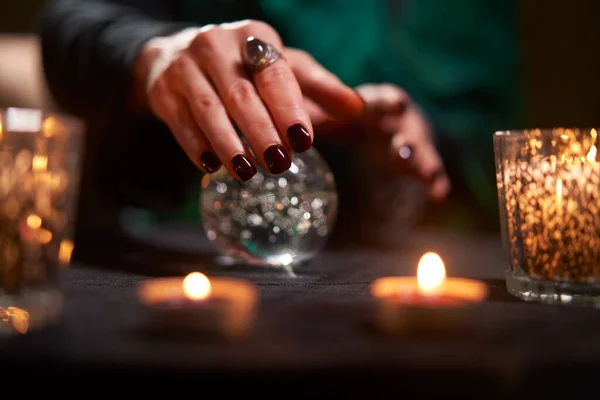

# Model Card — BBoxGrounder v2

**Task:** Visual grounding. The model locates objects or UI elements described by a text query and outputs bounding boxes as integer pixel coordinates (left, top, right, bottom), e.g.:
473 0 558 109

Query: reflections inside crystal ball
200 148 338 268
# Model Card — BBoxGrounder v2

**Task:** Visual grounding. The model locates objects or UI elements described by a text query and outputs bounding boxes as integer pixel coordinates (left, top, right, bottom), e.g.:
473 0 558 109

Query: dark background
4 0 600 128
0 0 46 33
3 4 600 391
1 0 600 236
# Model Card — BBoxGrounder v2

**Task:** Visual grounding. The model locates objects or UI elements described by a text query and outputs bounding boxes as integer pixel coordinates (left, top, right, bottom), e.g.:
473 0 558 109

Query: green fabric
385 0 520 211
169 0 520 223
260 0 386 87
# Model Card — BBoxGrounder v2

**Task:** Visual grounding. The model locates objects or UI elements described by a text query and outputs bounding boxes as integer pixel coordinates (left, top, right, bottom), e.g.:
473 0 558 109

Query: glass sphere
200 148 338 268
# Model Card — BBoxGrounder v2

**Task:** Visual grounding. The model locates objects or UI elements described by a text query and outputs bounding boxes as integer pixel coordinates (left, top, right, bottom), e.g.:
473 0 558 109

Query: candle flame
32 155 48 172
417 252 446 295
183 272 211 300
58 240 74 265
556 177 563 210
42 116 62 138
587 145 597 162
26 213 42 229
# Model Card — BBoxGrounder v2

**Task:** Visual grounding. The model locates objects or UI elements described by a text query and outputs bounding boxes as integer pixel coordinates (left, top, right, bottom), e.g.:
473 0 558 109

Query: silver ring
399 145 413 160
244 36 282 74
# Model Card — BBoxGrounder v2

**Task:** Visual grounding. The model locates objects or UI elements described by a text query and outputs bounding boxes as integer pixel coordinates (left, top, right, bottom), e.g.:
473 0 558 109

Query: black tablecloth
2 226 600 396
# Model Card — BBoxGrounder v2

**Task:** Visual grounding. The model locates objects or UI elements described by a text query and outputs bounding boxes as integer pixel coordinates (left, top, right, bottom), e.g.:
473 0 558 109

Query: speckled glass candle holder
495 128 600 306
0 108 83 335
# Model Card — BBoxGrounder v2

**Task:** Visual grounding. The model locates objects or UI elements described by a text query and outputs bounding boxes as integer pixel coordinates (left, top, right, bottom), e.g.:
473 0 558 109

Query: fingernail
426 168 446 185
395 101 408 115
355 91 367 113
231 154 257 182
200 151 221 173
264 144 291 174
287 124 312 153
355 91 367 105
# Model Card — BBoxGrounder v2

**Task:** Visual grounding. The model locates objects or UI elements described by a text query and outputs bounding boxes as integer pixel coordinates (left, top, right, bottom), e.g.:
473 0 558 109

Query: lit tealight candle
371 252 488 336
138 272 257 339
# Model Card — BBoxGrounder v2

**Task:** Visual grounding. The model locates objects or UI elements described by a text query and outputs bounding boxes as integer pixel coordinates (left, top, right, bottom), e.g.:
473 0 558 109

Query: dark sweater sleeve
40 0 204 229
40 0 187 119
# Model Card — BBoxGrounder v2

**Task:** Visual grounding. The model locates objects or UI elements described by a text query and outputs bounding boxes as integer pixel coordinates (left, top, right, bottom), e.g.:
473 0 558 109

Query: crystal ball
200 148 338 268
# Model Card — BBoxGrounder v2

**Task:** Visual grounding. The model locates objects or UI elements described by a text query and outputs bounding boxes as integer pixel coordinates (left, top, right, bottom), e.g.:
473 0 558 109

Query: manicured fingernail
425 169 447 185
287 124 312 153
395 101 408 115
355 91 367 113
200 151 221 173
231 154 257 182
264 144 291 174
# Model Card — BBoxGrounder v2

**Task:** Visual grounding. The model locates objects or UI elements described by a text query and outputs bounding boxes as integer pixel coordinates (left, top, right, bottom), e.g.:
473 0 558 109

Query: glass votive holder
0 108 83 335
494 128 600 306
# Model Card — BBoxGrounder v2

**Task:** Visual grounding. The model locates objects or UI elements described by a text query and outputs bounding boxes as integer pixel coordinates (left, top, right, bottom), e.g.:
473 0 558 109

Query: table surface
2 226 600 396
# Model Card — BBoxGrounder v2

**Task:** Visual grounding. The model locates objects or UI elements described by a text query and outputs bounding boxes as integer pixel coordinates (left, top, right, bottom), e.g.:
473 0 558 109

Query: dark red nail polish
200 151 221 173
354 91 367 115
264 144 291 174
355 91 367 107
231 154 257 182
395 101 408 115
287 124 312 153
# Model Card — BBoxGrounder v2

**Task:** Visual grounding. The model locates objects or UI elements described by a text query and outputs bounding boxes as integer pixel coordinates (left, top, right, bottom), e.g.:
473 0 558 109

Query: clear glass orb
200 148 338 268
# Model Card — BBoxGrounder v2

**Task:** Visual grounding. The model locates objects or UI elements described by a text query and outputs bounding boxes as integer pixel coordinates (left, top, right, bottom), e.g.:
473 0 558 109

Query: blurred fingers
286 48 365 119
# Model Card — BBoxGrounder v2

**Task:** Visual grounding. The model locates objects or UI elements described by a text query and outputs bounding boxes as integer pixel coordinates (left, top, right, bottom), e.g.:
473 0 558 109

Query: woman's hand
307 83 451 202
132 21 364 181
